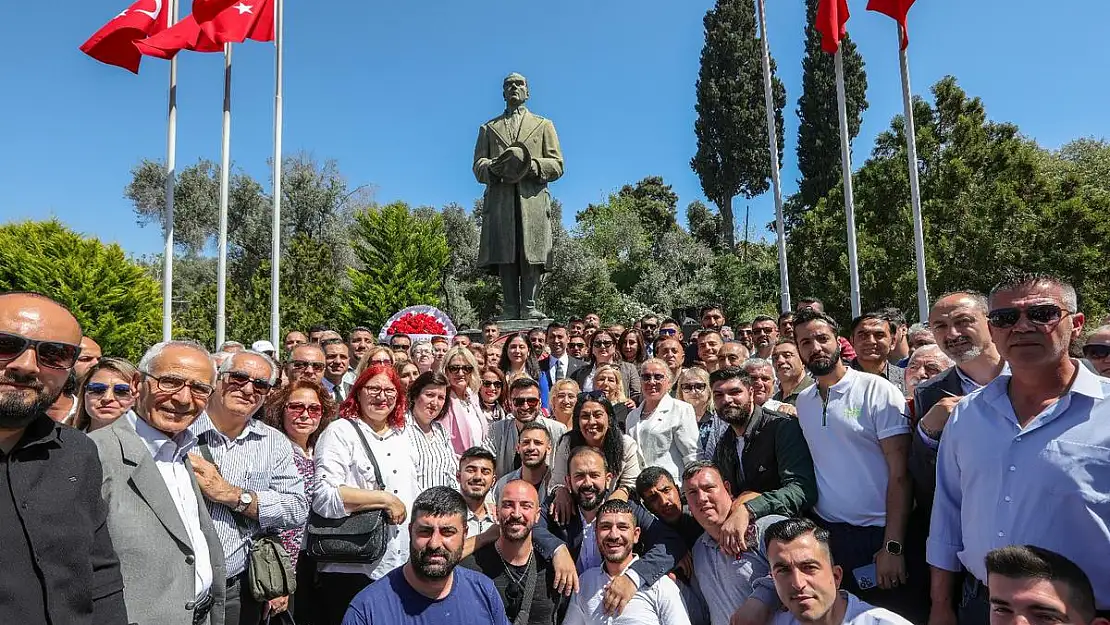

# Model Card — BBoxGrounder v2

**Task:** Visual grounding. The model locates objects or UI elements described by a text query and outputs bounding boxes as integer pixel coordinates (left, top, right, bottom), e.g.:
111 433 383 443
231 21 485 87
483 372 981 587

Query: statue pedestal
490 318 553 338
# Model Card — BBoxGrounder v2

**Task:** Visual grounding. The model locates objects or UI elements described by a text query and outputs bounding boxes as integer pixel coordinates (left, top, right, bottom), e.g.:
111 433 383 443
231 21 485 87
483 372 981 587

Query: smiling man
493 422 553 501
321 338 352 401
1081 324 1110 376
457 447 498 536
848 312 906 395
772 340 813 406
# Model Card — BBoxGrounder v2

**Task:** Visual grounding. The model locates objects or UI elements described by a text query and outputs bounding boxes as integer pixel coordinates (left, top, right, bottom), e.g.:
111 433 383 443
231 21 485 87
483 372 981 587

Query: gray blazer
91 416 226 625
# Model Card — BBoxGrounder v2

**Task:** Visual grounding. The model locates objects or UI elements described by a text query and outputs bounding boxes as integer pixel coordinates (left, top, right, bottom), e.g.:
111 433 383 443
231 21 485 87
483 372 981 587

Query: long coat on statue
473 107 564 271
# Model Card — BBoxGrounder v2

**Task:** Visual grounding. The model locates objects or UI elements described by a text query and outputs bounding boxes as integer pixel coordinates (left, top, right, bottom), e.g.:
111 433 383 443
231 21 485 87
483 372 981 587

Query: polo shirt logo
843 407 862 419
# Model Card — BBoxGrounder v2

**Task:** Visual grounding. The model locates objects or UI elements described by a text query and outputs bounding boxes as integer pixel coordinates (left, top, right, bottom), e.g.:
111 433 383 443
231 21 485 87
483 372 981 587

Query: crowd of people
1 270 1108 625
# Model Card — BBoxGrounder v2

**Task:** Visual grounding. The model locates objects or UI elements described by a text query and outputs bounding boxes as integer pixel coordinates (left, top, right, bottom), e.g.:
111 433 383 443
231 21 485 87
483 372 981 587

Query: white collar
128 411 197 462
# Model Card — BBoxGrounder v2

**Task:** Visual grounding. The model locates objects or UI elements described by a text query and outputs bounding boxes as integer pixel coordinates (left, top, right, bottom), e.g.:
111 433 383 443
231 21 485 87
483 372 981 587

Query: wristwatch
233 490 254 513
885 540 903 556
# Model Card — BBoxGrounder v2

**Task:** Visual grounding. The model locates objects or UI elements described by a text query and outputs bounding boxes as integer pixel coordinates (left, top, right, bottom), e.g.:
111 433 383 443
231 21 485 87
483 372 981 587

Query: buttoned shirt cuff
926 538 963 572
623 568 643 589
750 575 782 610
256 489 302 530
917 423 940 450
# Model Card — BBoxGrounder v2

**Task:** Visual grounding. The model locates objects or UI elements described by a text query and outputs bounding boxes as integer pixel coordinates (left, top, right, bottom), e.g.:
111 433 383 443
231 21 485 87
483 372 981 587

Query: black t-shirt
461 543 562 625
671 512 705 551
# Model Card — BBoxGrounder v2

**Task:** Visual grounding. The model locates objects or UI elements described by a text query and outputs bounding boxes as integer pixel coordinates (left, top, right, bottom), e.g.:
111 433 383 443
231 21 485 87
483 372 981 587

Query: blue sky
1 0 1107 257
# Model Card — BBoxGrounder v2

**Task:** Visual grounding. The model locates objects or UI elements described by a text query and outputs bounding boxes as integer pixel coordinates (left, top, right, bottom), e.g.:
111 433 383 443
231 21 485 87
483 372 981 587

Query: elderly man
190 350 307 624
286 342 326 385
717 341 749 370
1082 324 1110 376
76 335 103 378
903 344 954 402
771 339 813 406
92 340 226 625
0 292 126 624
744 357 795 416
928 273 1110 623
906 322 936 354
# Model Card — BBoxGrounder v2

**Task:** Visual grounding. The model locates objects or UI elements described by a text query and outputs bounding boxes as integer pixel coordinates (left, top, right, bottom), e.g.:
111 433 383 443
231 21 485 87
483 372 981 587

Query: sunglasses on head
1082 344 1110 360
224 371 274 394
291 360 326 371
447 364 475 374
512 396 540 408
86 382 132 396
986 304 1071 329
481 379 504 389
0 331 81 370
577 390 608 402
285 401 323 418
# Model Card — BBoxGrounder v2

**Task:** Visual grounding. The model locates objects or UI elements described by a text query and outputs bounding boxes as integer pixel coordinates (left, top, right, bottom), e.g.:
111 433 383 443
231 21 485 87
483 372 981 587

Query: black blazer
539 355 586 388
908 366 963 519
532 495 685 588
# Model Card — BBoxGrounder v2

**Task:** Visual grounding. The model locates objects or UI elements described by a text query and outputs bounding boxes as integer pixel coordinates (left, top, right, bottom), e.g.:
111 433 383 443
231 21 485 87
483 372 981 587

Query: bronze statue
473 73 564 320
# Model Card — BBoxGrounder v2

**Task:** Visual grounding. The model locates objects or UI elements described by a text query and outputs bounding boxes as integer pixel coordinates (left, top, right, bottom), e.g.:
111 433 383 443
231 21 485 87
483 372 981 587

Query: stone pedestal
486 318 553 342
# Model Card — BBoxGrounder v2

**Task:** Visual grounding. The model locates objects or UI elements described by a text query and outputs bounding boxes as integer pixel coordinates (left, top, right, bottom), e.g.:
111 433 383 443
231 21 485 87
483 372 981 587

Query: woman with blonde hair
675 366 727 459
439 344 486 454
591 363 634 431
355 344 394 376
72 357 139 432
549 378 580 429
626 358 698 485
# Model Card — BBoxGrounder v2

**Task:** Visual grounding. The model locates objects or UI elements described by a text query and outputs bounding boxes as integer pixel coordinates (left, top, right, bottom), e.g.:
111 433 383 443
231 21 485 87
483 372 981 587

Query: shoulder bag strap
347 419 385 491
513 553 538 625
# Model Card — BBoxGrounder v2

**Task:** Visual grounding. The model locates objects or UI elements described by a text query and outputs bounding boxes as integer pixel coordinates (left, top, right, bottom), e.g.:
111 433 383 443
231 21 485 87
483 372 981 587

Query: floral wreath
379 305 456 342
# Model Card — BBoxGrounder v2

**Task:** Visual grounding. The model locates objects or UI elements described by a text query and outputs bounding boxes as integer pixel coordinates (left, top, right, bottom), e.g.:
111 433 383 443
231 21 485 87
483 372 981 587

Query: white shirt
770 591 913 625
128 412 213 600
565 556 692 625
313 417 419 580
796 368 909 527
626 395 699 486
548 354 570 381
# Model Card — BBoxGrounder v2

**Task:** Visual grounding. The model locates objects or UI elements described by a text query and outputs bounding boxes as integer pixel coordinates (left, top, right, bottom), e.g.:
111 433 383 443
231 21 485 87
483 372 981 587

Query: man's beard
521 454 546 469
462 480 490 502
805 345 842 377
718 400 753 429
602 540 633 564
573 484 605 511
0 372 58 429
500 514 533 542
946 337 983 364
412 543 463 579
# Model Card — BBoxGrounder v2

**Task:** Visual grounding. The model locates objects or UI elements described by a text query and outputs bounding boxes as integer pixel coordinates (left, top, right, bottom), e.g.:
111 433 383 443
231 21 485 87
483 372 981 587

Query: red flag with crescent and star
79 0 168 73
136 0 274 59
191 0 241 24
867 0 917 49
816 0 850 54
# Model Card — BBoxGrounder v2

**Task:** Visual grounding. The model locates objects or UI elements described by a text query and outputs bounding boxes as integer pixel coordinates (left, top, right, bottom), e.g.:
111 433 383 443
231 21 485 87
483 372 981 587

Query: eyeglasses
658 328 677 336
752 327 776 335
680 383 707 392
593 340 614 349
224 371 274 394
1082 344 1110 359
481 379 504 389
0 332 82 370
285 402 323 418
290 360 326 371
448 364 475 374
512 397 541 408
568 342 587 349
142 372 215 398
640 373 667 382
986 304 1072 329
362 385 398 398
86 382 132 396
370 358 392 366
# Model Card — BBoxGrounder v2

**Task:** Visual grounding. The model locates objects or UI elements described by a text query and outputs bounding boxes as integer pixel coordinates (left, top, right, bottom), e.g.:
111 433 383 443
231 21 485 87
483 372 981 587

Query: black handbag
305 419 389 564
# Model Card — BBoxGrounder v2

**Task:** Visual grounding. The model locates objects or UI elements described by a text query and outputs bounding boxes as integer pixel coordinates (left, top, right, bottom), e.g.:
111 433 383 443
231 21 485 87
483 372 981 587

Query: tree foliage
691 0 787 249
0 221 162 361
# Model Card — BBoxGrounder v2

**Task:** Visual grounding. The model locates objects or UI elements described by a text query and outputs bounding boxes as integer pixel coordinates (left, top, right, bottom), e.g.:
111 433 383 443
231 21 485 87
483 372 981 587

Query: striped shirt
405 416 460 492
189 414 309 578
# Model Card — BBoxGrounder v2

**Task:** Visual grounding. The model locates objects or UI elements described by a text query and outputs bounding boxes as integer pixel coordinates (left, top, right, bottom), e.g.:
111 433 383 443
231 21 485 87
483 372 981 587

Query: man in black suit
540 322 585 387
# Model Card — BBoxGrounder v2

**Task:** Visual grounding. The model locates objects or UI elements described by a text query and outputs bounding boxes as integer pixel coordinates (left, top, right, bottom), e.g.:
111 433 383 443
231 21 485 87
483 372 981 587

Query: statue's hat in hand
492 141 532 184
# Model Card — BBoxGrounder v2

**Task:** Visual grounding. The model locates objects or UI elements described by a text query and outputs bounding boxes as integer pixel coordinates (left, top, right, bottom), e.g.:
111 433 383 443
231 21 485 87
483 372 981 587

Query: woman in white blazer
625 358 699 485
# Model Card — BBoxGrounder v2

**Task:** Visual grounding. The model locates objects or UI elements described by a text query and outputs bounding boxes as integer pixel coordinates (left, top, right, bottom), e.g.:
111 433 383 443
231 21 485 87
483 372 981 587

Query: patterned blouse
279 446 315 568
405 416 460 492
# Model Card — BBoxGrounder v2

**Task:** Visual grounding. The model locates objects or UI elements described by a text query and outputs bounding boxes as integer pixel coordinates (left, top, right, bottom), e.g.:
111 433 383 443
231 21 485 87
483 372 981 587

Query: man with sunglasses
91 339 227 625
1082 325 1110 376
929 273 1110 624
0 292 127 625
567 334 589 361
483 377 567 478
286 343 326 385
751 315 780 360
189 350 308 625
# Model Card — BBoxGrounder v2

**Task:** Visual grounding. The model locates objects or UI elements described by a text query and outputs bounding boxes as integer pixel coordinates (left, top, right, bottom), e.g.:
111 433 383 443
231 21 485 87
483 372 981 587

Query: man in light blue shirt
928 272 1110 625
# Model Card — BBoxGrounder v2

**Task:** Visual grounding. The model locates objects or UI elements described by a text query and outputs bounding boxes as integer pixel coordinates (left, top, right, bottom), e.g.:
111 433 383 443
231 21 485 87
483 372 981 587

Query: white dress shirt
565 556 692 625
548 354 569 381
129 412 213 600
626 395 699 485
313 417 419 580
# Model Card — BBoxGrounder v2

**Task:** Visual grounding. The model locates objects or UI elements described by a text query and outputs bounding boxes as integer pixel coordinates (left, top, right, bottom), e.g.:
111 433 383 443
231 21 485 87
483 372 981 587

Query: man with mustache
342 486 512 625
0 292 127 624
484 378 566 477
793 308 921 621
771 340 814 406
493 422 553 502
458 447 498 536
751 315 780 360
463 480 564 625
564 499 692 625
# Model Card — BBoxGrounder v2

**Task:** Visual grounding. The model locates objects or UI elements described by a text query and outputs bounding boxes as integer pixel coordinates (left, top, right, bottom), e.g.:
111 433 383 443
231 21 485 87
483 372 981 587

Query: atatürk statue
473 73 564 320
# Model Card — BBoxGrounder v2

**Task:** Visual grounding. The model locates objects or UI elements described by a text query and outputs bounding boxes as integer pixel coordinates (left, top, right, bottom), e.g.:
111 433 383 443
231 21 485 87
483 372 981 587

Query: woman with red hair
311 364 418 624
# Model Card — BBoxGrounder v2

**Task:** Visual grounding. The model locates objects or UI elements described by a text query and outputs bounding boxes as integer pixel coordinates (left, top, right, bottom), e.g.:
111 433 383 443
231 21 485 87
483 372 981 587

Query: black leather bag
305 420 389 564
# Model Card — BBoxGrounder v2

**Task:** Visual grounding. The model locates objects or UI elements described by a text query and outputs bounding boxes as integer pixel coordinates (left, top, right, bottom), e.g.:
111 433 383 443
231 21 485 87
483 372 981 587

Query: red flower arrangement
387 312 448 336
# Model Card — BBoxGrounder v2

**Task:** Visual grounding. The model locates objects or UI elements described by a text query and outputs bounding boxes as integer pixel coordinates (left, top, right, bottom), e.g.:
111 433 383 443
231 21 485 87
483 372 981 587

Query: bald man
0 292 126 624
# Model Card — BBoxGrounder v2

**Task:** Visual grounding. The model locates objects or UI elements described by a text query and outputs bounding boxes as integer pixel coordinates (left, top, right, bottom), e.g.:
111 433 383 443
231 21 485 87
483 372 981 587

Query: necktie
333 385 343 403
555 359 564 381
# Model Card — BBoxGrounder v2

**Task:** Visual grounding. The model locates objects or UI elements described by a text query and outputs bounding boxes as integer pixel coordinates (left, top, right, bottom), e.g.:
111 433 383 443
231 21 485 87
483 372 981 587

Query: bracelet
920 421 943 441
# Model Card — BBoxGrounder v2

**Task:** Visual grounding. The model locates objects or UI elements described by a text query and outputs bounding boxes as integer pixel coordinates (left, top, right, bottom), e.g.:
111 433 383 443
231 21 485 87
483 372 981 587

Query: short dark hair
764 517 834 564
567 445 609 474
986 545 1097 622
528 327 545 337
459 446 496 468
307 324 329 334
407 371 450 416
596 499 638 526
660 317 680 327
880 307 907 329
796 296 824 311
390 333 411 343
849 312 896 336
482 320 499 329
793 307 840 333
508 376 540 395
777 311 794 323
752 315 776 326
547 321 567 333
568 317 583 325
411 486 468 525
518 421 552 442
348 326 374 339
640 313 659 322
680 459 720 484
700 303 725 318
635 466 676 499
697 330 722 343
320 337 347 349
709 366 752 388
989 271 1078 312
775 338 798 348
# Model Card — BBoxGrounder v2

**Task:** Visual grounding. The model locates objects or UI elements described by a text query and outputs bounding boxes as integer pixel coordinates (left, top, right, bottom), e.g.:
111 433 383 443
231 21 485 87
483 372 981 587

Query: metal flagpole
835 48 861 318
755 0 791 313
899 26 929 321
269 0 284 346
161 0 179 341
216 43 233 347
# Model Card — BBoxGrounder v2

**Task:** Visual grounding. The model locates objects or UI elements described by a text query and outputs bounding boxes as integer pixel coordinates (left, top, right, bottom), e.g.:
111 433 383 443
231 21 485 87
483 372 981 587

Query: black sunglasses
481 379 503 389
224 371 273 394
0 331 81 370
987 304 1072 329
447 364 475 374
1082 344 1110 360
86 382 132 396
290 360 326 371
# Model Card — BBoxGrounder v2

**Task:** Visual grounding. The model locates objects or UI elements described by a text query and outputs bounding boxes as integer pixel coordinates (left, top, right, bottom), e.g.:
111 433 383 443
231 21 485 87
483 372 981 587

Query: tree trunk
717 196 737 250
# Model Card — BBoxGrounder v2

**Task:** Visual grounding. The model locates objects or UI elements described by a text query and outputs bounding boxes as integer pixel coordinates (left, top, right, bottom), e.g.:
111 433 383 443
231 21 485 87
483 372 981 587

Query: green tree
789 0 868 228
0 220 162 361
691 0 787 249
341 202 450 332
686 200 725 252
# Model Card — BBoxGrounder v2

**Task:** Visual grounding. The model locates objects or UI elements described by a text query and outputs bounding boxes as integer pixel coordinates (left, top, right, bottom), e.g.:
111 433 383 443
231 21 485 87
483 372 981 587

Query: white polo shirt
771 591 913 625
796 368 909 527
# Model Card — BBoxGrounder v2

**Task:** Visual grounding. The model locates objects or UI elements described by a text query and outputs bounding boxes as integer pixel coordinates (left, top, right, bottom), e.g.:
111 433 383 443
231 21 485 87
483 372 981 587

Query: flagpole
161 0 179 341
216 43 233 347
755 0 790 313
899 26 929 321
269 0 283 347
835 47 861 318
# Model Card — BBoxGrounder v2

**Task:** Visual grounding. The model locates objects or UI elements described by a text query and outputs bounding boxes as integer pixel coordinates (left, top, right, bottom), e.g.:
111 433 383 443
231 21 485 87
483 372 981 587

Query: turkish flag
868 0 917 49
80 0 168 73
816 0 850 54
192 0 239 24
136 0 273 59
